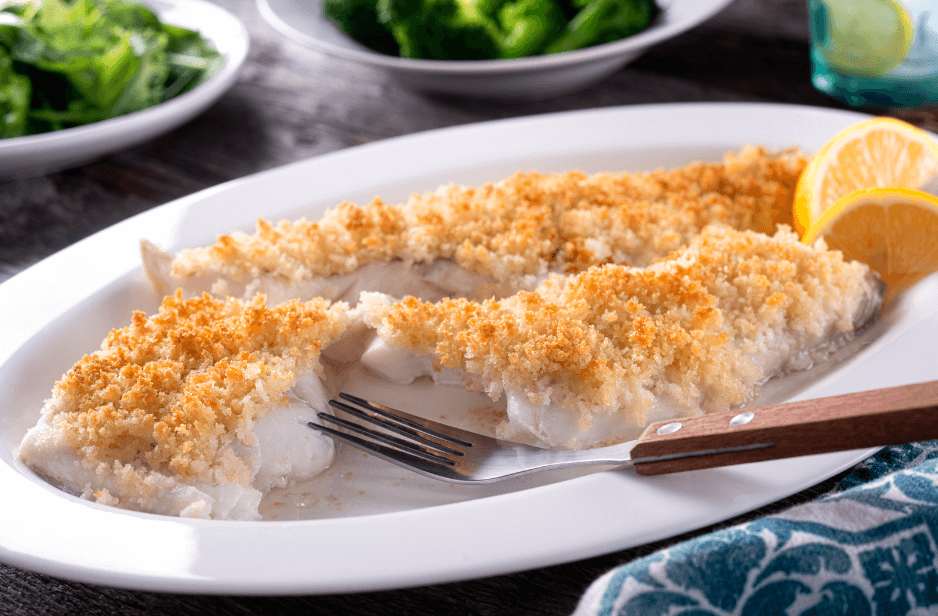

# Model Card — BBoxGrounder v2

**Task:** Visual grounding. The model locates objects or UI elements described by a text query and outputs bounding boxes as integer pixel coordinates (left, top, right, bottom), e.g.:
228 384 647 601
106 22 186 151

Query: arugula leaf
163 32 223 99
107 29 168 115
101 0 162 30
0 0 224 137
0 47 30 137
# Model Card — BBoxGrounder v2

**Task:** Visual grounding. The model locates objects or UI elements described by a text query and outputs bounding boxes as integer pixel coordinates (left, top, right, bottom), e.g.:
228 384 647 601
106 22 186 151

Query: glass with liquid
808 0 938 107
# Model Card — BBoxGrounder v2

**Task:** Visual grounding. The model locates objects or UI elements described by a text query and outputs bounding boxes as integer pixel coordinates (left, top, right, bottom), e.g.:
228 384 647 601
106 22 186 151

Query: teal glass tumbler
808 0 938 107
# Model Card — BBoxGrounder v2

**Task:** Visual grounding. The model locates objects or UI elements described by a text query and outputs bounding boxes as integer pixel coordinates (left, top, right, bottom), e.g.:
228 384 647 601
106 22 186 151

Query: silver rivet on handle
657 422 683 435
729 411 755 426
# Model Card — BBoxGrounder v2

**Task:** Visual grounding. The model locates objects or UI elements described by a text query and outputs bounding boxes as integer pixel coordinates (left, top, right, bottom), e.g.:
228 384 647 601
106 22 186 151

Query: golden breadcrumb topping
170 147 807 285
47 292 350 485
365 225 879 426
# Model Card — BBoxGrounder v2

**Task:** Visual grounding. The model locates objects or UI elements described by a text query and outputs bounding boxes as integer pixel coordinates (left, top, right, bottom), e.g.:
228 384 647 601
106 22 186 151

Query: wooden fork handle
630 380 938 476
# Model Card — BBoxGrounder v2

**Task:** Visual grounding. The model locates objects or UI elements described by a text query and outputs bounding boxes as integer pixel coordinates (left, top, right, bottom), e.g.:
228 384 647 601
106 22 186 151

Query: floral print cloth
574 441 938 616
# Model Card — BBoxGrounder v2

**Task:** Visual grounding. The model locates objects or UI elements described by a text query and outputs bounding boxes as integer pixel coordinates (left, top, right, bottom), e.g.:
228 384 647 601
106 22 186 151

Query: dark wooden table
2 0 936 613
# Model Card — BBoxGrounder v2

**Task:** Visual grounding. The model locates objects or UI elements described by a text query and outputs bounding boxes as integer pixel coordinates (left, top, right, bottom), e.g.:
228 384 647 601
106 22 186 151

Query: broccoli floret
323 0 650 61
544 0 654 54
322 0 399 56
377 0 500 60
492 0 567 58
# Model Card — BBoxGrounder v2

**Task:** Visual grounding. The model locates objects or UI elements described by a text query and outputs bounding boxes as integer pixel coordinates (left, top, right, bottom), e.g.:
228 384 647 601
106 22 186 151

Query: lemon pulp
792 117 938 235
802 187 938 300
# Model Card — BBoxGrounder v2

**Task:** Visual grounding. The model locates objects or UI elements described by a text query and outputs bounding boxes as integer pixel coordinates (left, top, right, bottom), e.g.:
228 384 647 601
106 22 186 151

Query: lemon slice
793 117 938 235
814 0 913 77
802 187 938 299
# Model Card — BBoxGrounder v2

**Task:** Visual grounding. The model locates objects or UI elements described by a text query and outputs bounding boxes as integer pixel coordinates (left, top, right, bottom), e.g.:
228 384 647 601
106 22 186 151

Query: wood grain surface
2 0 936 614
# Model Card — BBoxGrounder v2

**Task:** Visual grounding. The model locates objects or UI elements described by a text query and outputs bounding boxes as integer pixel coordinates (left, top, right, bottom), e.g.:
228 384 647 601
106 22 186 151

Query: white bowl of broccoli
257 0 732 100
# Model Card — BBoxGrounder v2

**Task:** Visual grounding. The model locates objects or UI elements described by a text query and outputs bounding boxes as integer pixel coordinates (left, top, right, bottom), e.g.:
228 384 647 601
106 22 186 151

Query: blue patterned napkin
574 441 938 616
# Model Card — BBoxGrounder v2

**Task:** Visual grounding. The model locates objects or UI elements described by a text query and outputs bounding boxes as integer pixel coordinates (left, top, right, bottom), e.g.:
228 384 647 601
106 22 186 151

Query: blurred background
6 0 923 286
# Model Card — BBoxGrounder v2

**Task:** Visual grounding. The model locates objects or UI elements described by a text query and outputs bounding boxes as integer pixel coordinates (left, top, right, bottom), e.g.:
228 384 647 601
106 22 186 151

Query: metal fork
307 381 938 484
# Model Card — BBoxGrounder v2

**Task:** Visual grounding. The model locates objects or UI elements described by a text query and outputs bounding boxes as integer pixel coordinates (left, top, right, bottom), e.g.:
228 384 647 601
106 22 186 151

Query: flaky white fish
142 147 807 305
360 225 884 449
17 292 352 520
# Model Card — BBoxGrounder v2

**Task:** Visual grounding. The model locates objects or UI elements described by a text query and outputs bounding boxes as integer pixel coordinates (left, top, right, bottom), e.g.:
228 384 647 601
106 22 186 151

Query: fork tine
334 394 475 448
316 413 459 464
327 399 467 455
308 420 457 468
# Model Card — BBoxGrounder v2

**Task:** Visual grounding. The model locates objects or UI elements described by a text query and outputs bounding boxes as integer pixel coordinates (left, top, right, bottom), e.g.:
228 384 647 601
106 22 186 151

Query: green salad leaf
0 47 30 137
0 0 223 138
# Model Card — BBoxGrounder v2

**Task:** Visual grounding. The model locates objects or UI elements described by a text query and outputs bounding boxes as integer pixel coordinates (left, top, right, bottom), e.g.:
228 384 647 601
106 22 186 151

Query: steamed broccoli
490 0 567 58
322 0 399 56
374 0 568 60
544 0 653 54
321 0 655 61
377 0 500 60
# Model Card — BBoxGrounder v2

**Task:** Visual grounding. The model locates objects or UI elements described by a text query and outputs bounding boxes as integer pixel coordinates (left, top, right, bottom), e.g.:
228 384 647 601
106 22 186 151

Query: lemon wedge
794 117 938 235
801 187 938 300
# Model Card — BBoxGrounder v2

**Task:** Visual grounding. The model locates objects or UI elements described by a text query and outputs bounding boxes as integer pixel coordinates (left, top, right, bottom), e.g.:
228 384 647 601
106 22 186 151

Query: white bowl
257 0 732 100
0 0 249 179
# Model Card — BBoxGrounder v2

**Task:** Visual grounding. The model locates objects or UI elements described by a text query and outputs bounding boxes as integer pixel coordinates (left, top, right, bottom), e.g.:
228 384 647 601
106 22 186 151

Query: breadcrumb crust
170 147 807 285
38 292 350 488
20 147 886 516
364 225 880 427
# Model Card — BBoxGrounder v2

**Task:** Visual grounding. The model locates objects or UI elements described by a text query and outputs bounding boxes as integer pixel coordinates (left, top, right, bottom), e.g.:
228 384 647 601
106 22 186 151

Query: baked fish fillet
359 225 884 450
16 292 351 520
142 147 807 304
